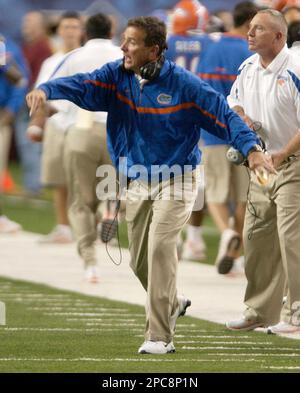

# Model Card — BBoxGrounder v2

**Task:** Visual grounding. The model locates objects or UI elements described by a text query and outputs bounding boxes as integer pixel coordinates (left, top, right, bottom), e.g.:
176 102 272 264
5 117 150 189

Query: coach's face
120 26 158 74
248 13 281 54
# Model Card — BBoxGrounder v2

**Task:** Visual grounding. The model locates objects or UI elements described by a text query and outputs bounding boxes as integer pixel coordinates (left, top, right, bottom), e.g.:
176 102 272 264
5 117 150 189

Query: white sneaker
38 225 73 244
170 295 191 333
84 266 99 284
0 215 21 233
216 229 241 274
228 256 245 276
182 240 206 261
267 321 300 334
226 317 263 331
138 340 175 354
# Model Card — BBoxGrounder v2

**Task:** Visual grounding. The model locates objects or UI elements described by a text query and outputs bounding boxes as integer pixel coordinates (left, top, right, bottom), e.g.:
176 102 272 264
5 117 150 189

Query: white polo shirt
228 46 300 153
35 51 77 132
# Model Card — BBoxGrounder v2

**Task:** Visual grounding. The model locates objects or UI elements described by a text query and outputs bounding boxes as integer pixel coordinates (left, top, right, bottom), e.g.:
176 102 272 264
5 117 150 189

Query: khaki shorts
202 145 249 203
41 119 66 187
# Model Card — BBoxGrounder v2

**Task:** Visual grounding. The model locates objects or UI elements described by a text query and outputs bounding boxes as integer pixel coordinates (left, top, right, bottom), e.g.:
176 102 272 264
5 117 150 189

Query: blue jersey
0 35 28 114
38 59 259 179
197 33 252 145
166 34 212 73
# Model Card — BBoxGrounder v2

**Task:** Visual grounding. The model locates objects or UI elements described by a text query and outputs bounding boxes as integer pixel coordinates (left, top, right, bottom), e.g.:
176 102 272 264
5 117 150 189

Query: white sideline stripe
85 323 143 327
44 312 130 316
264 366 300 370
175 330 252 335
66 318 136 326
2 327 141 332
86 322 139 326
0 294 71 298
176 335 252 338
66 318 138 322
0 298 76 303
29 307 129 312
0 357 265 363
135 334 252 339
197 352 300 357
177 341 273 345
44 312 144 317
182 346 300 351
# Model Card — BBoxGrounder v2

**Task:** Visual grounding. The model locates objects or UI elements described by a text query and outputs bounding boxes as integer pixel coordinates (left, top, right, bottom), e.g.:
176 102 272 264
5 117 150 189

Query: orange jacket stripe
83 81 227 129
117 93 227 129
83 80 117 90
198 73 237 82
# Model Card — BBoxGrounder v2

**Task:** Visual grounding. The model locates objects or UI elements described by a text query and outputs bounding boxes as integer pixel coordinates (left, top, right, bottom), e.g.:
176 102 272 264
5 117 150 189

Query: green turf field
1 277 300 373
2 163 300 374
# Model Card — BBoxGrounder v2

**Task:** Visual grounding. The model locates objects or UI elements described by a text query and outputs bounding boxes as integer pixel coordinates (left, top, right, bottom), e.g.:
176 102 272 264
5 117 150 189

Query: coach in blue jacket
26 16 274 355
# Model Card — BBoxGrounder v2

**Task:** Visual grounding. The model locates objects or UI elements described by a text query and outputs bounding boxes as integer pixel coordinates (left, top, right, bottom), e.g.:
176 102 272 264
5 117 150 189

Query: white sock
186 225 203 243
57 224 72 235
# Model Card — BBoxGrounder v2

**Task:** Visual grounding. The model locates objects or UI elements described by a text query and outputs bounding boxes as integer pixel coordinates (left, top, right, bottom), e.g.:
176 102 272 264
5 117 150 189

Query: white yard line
2 327 141 332
0 357 265 363
197 352 300 357
175 334 252 338
176 341 274 345
66 317 141 322
182 345 300 351
43 312 138 317
264 366 300 370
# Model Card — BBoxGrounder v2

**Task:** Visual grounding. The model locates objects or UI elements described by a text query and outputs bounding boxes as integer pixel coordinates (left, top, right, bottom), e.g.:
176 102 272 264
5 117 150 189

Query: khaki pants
126 170 198 343
202 145 249 203
41 119 66 186
64 122 112 267
243 155 300 326
0 125 11 190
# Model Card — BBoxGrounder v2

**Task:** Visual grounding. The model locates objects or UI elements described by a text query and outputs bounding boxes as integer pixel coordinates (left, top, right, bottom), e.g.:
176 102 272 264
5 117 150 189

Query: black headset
139 55 165 81
122 55 165 81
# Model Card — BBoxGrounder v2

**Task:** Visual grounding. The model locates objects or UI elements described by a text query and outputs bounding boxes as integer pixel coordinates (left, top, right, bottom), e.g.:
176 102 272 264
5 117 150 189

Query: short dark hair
233 1 259 28
60 11 81 22
127 16 168 55
287 20 300 47
85 13 112 40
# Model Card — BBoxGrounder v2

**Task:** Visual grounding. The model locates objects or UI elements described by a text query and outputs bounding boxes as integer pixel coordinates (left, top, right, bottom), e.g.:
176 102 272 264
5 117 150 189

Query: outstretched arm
26 65 114 116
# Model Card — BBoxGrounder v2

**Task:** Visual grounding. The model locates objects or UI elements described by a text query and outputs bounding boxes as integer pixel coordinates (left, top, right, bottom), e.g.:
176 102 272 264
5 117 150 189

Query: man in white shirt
227 9 300 334
28 11 83 243
41 13 122 282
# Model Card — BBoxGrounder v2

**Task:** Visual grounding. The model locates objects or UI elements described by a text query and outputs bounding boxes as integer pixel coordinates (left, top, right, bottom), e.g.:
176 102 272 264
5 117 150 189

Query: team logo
277 75 288 86
157 93 172 105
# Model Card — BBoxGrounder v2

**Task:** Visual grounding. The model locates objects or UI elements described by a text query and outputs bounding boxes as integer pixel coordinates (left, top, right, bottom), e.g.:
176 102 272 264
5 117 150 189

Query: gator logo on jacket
157 93 172 105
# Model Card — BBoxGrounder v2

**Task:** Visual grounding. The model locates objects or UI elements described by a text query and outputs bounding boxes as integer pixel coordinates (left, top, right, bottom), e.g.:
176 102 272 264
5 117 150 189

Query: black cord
104 199 123 266
245 168 261 240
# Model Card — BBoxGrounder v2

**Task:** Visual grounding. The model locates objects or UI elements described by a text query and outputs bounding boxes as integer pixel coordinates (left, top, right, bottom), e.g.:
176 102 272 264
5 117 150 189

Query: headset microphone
227 134 269 186
226 147 245 165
